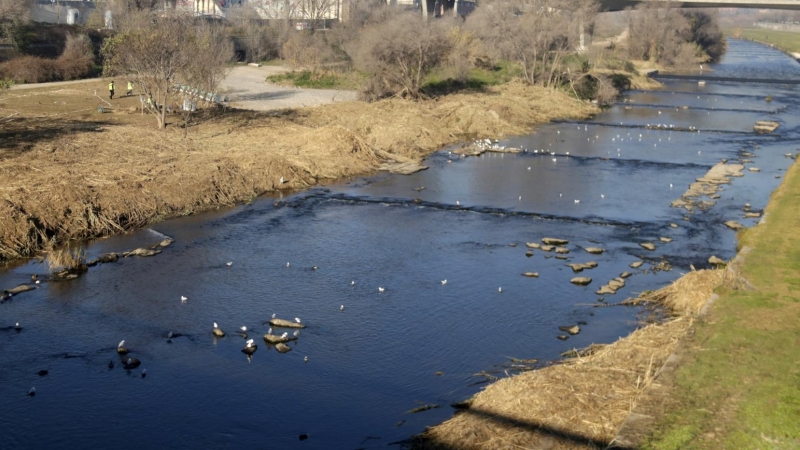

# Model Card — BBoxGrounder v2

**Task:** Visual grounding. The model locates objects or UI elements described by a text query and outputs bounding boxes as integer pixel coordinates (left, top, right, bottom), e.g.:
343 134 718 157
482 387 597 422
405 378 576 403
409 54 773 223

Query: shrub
0 33 96 83
353 12 451 100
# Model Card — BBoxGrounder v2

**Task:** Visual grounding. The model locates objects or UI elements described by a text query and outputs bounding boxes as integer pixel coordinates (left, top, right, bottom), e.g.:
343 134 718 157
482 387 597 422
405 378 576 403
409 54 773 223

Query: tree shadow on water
405 406 635 450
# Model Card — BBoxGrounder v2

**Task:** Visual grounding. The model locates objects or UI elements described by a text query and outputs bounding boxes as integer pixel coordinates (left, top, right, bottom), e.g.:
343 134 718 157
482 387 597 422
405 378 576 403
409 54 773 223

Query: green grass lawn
643 158 800 449
734 28 800 54
266 70 362 90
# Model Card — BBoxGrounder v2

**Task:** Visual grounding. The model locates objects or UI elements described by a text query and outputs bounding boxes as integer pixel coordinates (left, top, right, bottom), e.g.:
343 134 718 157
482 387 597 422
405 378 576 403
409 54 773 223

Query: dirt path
218 65 358 111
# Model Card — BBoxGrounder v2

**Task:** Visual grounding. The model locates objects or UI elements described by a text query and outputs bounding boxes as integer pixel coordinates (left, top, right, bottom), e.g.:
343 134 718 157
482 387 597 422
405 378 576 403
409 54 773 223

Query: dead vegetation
0 79 596 261
412 267 729 450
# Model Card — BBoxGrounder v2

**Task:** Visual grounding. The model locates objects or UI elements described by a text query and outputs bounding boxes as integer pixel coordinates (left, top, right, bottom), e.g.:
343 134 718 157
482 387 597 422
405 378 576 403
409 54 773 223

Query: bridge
599 0 800 11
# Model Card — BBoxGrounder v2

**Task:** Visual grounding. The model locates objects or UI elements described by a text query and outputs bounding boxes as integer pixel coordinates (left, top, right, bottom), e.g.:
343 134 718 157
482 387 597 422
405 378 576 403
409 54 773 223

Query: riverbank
0 79 597 262
639 149 800 448
412 154 800 450
733 28 800 57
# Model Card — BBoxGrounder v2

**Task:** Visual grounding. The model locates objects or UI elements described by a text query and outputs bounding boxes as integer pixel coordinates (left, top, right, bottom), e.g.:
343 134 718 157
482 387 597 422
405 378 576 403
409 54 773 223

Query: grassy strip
643 159 800 449
732 28 800 54
266 70 362 89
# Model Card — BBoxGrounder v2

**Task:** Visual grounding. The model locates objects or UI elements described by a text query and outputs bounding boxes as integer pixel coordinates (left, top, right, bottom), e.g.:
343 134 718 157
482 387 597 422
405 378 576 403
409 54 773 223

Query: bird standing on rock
212 322 225 337
117 340 128 355
242 339 257 355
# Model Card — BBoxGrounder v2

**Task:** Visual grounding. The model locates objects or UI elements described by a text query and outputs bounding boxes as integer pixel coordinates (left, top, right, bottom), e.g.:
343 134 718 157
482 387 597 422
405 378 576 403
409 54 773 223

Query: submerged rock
525 251 534 258
744 212 761 218
275 343 292 353
379 161 429 175
669 223 678 228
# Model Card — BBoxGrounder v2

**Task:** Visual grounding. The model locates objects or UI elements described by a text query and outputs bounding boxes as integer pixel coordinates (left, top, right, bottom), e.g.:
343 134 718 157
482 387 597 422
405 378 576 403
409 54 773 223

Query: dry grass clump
413 269 728 450
45 245 87 273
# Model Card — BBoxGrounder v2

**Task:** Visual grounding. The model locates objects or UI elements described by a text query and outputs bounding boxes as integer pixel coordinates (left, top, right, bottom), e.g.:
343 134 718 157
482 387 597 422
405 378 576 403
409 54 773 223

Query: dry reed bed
0 82 597 261
413 269 726 450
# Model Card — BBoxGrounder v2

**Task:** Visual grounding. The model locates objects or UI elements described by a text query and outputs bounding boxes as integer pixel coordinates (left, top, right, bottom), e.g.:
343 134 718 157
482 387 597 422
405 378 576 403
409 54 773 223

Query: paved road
218 65 358 111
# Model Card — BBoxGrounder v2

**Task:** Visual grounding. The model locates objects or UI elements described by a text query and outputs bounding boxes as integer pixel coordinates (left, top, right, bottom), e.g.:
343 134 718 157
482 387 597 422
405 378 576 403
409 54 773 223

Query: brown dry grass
0 79 597 261
412 268 727 450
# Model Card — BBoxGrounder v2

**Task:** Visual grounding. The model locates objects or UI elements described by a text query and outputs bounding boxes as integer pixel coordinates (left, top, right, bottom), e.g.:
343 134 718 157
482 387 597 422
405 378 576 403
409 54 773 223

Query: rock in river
123 248 162 258
522 272 539 278
542 238 569 246
558 325 581 335
620 271 632 279
640 242 656 251
724 220 745 231
630 261 643 269
269 318 307 329
275 343 292 353
570 277 592 286
525 242 541 249
659 237 673 243
264 334 298 344
541 245 555 252
708 255 726 266
585 247 604 255
555 247 570 254
753 120 779 134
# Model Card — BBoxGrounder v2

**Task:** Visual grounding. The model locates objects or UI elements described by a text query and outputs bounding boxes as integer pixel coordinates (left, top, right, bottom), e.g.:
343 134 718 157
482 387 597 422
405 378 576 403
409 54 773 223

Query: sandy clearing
218 65 359 111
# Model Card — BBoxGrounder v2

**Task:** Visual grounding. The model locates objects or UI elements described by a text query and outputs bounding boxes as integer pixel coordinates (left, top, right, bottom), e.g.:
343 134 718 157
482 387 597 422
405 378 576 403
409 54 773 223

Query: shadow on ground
0 118 111 158
406 406 634 450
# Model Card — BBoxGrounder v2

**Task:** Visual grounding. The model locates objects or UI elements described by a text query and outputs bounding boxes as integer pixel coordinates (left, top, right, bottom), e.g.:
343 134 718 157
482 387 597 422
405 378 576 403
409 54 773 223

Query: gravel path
218 65 358 111
8 64 358 111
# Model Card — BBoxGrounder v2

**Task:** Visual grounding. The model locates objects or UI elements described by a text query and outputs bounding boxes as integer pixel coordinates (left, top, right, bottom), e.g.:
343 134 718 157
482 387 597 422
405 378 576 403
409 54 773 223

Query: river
1 39 798 449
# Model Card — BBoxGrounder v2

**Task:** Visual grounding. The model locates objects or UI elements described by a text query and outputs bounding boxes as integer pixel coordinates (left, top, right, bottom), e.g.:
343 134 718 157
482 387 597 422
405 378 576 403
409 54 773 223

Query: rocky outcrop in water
269 318 307 329
570 277 592 286
585 247 604 255
671 162 744 213
640 243 656 251
542 238 569 246
753 121 779 134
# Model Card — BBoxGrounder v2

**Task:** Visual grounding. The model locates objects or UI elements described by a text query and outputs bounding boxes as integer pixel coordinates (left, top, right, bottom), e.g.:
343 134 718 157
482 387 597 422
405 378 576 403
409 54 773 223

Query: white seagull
350 281 355 286
378 287 385 293
180 296 188 303
498 287 503 293
441 279 447 285
340 305 345 311
294 318 301 324
226 262 233 267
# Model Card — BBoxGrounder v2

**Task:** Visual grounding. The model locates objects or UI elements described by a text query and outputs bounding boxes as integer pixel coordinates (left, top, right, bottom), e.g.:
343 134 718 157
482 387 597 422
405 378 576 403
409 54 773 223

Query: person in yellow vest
108 80 115 100
126 81 133 97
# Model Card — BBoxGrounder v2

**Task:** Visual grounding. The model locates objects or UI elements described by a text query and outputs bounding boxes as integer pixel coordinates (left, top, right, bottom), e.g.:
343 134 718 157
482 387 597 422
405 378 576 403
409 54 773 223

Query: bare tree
354 12 451 99
0 0 31 47
103 13 233 129
626 2 690 64
465 0 578 87
298 0 338 28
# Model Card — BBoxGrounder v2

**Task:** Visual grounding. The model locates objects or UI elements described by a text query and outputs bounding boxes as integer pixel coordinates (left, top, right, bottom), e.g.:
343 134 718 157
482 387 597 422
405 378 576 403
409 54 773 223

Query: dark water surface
1 39 798 449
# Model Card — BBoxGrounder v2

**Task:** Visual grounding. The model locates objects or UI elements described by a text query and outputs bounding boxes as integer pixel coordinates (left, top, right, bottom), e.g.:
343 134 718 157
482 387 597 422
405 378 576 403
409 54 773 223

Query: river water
1 39 798 449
